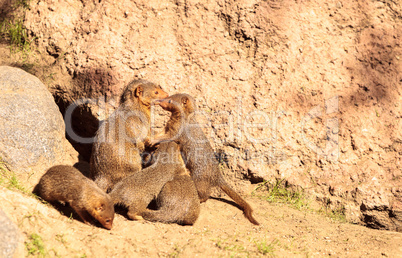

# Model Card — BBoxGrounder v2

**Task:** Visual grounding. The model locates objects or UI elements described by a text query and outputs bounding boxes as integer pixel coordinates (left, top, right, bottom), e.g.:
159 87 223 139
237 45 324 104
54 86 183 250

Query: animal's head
120 80 168 107
90 195 115 230
156 93 196 115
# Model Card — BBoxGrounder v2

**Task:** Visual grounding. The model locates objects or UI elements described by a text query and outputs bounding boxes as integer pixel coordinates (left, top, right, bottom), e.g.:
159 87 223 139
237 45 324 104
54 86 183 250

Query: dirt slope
1 185 401 257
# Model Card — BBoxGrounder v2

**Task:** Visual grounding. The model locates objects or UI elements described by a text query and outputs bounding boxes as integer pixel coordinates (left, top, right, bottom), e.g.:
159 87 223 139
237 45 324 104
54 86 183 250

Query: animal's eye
96 204 105 211
168 100 172 103
155 91 159 95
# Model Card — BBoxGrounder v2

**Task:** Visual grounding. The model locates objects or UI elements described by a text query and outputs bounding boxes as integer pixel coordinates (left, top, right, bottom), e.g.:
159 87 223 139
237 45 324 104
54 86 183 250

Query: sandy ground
1 185 401 258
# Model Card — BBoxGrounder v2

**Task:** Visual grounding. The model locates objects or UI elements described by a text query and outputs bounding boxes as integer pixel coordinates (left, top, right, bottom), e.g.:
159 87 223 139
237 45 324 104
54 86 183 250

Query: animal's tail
141 208 197 226
218 177 260 225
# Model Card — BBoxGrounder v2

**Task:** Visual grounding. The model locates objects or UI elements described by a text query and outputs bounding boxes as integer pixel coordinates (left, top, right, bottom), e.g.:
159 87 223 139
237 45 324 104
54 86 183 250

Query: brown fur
35 165 114 230
90 79 168 192
151 94 260 225
142 173 200 225
109 142 186 220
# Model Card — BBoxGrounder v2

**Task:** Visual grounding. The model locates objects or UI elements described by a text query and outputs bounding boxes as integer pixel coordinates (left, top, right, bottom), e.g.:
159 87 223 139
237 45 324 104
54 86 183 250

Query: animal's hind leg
127 207 144 221
194 180 211 203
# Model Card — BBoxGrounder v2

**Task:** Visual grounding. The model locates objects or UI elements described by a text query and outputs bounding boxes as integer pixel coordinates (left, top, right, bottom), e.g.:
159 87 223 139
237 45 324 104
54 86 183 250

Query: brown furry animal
109 142 185 220
35 165 114 230
151 94 259 225
142 173 200 225
90 79 168 192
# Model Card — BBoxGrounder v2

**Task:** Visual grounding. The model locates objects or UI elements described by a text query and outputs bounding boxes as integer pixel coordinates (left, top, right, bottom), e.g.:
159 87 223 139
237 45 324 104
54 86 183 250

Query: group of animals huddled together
34 80 259 230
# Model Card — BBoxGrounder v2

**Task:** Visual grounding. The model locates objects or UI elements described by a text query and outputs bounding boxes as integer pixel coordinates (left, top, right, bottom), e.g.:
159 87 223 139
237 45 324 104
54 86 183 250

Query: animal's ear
134 85 143 97
181 96 189 105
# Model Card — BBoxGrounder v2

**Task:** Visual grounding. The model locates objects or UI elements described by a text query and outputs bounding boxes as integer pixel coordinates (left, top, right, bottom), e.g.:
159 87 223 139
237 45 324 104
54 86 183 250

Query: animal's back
180 119 220 184
160 174 200 225
90 109 143 191
37 165 84 203
142 174 200 225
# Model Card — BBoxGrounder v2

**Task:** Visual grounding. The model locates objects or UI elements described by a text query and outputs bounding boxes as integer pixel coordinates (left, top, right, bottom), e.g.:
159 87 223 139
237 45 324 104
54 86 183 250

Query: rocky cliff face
9 0 402 231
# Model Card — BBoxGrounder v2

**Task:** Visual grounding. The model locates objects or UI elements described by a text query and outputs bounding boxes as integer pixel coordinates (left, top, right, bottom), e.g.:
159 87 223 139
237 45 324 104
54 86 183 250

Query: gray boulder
0 208 19 258
0 66 78 189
